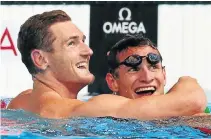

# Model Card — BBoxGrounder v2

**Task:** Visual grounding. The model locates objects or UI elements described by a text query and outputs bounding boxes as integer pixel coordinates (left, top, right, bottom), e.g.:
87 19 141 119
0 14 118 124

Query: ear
31 49 48 70
105 73 119 92
162 66 166 86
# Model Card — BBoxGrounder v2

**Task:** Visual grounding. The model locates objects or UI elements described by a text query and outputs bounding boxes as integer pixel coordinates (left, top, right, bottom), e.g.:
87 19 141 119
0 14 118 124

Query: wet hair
107 33 162 76
17 10 71 75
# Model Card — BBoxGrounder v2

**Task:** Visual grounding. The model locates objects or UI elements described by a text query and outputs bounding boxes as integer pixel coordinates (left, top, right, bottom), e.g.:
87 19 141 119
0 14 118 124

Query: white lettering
137 22 146 33
128 22 137 34
122 22 129 33
103 22 112 34
112 22 122 33
103 7 147 34
103 21 146 34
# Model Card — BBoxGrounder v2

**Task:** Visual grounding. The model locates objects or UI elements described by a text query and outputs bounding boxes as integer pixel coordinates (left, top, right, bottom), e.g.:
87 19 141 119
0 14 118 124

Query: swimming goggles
118 53 162 67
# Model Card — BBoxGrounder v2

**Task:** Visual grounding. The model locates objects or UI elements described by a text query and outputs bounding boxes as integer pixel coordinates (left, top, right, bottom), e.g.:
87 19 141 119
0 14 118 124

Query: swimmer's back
7 89 84 118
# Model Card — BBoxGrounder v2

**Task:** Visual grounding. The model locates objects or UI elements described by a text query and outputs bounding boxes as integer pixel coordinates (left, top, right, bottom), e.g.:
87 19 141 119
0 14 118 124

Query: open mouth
76 62 88 69
135 87 156 95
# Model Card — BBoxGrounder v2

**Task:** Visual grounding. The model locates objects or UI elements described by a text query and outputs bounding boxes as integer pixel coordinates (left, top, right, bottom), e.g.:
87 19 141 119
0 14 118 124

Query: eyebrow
64 35 86 44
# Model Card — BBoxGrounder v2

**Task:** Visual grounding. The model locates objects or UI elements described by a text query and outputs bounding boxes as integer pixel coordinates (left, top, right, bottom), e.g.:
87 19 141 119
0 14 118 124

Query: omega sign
103 7 146 34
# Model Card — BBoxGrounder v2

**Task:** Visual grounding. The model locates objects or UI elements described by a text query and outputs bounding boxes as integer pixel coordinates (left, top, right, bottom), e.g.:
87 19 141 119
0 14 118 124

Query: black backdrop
88 4 158 95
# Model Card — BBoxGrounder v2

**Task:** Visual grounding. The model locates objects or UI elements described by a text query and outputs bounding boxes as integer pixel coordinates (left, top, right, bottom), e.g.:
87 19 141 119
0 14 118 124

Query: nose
138 65 154 83
80 42 93 57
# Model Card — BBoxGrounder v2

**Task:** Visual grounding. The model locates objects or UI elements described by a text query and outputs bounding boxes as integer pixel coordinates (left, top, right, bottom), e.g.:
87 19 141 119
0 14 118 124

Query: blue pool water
1 102 211 139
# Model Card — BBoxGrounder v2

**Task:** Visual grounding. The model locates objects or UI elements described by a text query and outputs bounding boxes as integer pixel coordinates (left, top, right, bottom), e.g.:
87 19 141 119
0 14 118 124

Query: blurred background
1 1 211 103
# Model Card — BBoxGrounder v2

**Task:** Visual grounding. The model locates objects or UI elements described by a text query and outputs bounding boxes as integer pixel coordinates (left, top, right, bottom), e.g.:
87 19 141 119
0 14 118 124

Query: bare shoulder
7 89 32 109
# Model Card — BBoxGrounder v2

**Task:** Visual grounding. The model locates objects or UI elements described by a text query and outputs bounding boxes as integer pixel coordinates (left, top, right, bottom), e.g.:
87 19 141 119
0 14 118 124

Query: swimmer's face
45 21 94 86
106 46 166 99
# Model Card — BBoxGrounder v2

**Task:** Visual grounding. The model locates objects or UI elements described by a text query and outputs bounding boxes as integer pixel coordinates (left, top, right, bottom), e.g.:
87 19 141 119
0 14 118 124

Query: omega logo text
103 7 146 34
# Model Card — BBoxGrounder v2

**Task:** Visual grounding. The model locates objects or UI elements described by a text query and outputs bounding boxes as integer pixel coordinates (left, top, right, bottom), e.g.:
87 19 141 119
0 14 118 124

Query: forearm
117 94 195 120
117 79 207 120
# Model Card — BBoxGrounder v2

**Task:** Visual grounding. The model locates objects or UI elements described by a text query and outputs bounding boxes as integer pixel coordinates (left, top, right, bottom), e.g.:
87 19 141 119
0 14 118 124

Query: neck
33 73 84 99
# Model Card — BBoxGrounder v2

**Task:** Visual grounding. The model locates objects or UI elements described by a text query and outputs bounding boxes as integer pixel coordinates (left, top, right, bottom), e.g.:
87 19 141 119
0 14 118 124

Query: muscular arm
7 77 206 120
73 76 207 120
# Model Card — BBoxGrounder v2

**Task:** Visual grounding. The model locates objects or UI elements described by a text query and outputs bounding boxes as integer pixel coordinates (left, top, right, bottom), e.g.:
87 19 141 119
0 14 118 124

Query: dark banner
88 4 158 95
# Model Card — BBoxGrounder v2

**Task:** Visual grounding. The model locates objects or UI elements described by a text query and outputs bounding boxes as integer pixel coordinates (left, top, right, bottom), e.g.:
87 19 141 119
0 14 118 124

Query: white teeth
135 87 155 92
76 62 87 68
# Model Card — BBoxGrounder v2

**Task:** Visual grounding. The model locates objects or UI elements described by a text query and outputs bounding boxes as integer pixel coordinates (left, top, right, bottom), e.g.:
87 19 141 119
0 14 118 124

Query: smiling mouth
76 62 88 69
135 87 156 95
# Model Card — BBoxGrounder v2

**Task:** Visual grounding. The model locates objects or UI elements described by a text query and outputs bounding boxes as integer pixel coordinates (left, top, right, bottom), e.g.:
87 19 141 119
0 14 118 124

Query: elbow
194 97 207 113
190 88 207 113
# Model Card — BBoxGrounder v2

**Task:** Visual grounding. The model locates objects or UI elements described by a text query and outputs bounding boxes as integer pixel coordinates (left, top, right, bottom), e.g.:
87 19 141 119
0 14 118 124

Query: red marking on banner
0 28 17 56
